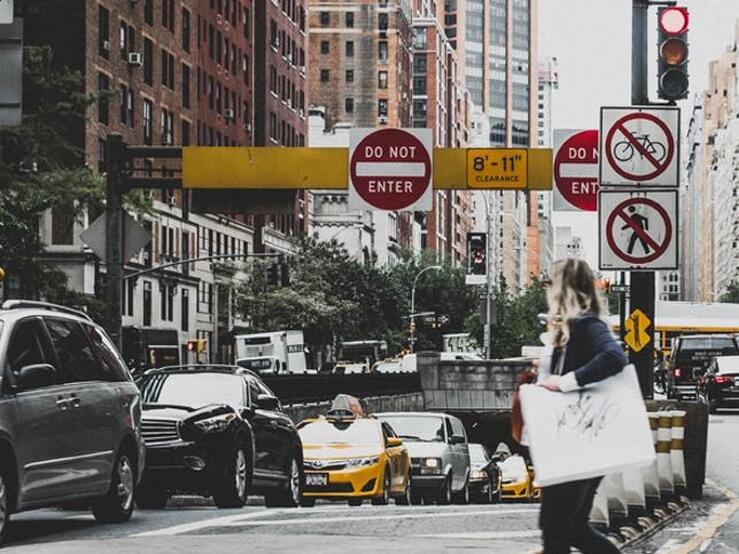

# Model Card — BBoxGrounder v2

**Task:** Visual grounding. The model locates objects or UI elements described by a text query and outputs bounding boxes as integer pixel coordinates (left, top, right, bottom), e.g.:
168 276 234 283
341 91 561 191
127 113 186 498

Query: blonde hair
546 258 608 347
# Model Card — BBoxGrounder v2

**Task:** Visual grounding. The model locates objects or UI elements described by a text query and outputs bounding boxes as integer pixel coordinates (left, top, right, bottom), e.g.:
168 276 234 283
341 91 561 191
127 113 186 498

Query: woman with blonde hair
537 258 626 554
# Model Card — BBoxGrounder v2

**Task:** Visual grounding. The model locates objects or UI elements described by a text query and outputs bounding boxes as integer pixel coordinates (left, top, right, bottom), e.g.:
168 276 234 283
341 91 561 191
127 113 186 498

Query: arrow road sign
553 129 599 211
600 107 679 187
599 189 678 270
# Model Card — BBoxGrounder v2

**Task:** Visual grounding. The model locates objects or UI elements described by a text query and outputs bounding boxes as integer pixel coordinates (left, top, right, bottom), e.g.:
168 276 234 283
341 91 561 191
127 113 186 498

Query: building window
345 41 354 57
162 0 175 32
208 24 215 59
97 137 107 173
97 72 110 125
143 99 153 144
181 119 191 146
160 285 174 322
345 97 354 113
161 49 175 89
144 0 153 25
160 108 174 144
182 8 191 52
182 63 191 109
378 41 388 63
98 6 110 58
378 99 388 116
243 53 249 85
181 288 189 331
269 65 277 94
345 69 354 83
346 12 354 28
143 38 153 85
143 281 152 326
378 70 388 89
320 12 329 26
51 208 74 245
269 112 278 141
243 6 250 38
270 19 278 48
320 69 329 82
119 20 128 60
320 40 329 54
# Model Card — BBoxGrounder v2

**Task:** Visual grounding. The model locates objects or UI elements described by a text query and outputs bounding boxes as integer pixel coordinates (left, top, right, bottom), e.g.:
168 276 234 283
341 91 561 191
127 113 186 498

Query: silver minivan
376 412 471 504
0 301 145 543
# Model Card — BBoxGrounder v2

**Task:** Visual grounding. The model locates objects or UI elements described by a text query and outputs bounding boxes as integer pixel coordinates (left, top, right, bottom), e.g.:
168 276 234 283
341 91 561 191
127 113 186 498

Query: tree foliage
719 281 739 303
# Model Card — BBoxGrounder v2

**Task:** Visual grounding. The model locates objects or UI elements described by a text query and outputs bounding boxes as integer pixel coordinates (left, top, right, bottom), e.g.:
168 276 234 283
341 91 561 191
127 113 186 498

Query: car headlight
345 456 380 468
194 413 237 434
421 457 442 474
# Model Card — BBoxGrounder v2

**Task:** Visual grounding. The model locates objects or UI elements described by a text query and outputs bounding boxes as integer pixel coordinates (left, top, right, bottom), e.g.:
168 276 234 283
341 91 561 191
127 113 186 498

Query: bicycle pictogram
612 134 667 163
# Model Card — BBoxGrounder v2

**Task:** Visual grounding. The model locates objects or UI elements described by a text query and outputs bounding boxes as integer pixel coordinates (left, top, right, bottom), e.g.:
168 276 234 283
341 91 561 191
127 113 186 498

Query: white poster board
520 366 655 487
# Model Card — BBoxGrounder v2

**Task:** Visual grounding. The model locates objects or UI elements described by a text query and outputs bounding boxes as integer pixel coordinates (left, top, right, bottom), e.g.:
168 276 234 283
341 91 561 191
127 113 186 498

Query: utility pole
105 134 126 351
630 0 655 399
484 191 494 359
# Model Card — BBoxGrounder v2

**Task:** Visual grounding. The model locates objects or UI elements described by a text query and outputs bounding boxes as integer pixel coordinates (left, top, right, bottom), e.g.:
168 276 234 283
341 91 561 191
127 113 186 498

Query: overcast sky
540 0 739 267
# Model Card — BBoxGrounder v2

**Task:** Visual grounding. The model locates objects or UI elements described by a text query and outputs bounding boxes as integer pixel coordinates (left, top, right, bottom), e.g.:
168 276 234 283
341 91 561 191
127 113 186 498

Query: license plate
306 473 328 486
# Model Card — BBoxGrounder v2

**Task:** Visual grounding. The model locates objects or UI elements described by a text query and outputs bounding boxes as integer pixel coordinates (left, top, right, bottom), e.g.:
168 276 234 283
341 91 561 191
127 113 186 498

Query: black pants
539 477 620 554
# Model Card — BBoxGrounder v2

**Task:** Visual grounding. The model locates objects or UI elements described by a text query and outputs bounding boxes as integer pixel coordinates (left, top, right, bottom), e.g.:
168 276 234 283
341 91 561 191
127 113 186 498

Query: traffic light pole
631 1 655 399
105 135 126 351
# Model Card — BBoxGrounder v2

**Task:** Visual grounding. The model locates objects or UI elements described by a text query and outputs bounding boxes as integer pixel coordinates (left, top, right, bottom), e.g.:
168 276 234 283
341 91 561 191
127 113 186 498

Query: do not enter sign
553 130 599 212
349 128 433 212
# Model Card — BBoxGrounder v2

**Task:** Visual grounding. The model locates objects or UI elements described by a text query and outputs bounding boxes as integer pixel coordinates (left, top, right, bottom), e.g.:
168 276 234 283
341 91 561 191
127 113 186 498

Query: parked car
697 355 739 413
668 335 739 400
136 365 303 509
298 397 411 507
376 412 471 504
467 443 501 504
499 453 535 501
0 300 146 543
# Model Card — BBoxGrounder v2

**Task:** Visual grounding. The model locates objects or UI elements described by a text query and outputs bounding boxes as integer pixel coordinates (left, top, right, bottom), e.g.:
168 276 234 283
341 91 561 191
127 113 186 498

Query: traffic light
657 7 689 102
466 233 487 277
280 259 290 287
186 339 206 353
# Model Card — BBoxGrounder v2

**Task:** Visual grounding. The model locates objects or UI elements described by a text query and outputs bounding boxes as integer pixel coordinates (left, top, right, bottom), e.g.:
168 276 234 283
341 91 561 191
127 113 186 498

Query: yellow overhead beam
182 147 552 191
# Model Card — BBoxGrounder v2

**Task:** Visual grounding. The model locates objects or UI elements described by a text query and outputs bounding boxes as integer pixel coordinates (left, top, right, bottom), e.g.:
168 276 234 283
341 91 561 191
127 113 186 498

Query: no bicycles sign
599 107 680 187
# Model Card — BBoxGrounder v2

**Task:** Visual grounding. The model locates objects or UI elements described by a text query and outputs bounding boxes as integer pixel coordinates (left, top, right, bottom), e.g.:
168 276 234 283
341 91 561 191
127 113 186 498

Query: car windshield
379 416 445 442
468 444 489 464
142 373 244 408
677 337 738 363
299 419 381 446
718 356 739 374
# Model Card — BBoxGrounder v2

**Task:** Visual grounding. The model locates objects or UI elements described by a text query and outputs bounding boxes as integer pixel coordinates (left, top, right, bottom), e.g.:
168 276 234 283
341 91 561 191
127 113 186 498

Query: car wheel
437 475 452 505
371 467 391 506
265 455 302 508
92 451 135 523
0 465 11 544
299 497 315 508
453 478 470 505
135 483 169 509
347 498 363 507
213 443 249 509
395 473 412 506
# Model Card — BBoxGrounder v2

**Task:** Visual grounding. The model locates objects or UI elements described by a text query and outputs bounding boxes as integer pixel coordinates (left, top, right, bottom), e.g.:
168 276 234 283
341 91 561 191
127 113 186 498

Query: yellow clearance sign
467 148 528 189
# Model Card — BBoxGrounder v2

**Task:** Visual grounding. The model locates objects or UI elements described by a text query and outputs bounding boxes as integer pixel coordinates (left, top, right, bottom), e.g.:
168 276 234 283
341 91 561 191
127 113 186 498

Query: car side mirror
240 406 255 419
17 363 57 390
256 394 279 411
449 434 465 445
386 437 403 448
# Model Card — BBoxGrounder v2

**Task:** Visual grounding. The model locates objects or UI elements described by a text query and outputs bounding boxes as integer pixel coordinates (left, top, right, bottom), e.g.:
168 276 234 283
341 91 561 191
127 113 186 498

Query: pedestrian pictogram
349 128 432 212
624 308 652 353
600 107 680 187
553 129 599 211
599 190 678 270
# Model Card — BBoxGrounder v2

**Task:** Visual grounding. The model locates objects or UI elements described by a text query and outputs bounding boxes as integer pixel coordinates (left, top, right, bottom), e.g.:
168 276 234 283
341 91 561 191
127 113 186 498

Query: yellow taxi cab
499 453 535 501
298 395 411 507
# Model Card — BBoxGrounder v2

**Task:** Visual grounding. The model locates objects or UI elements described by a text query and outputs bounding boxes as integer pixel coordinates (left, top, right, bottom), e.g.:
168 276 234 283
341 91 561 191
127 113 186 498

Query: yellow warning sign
624 308 652 353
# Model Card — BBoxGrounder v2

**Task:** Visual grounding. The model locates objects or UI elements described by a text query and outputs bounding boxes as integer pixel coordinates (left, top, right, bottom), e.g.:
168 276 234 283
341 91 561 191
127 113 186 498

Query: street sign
553 130 599 211
467 148 528 190
80 213 152 263
610 284 630 294
600 107 680 187
624 308 651 353
599 189 678 270
348 128 432 212
0 18 22 127
0 0 13 24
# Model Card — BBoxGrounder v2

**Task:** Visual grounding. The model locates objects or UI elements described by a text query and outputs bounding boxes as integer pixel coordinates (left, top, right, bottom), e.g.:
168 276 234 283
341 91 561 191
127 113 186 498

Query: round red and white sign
553 130 599 212
349 129 432 211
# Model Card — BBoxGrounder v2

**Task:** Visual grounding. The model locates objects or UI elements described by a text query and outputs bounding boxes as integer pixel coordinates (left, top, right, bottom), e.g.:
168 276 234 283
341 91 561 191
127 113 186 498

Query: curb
618 498 690 550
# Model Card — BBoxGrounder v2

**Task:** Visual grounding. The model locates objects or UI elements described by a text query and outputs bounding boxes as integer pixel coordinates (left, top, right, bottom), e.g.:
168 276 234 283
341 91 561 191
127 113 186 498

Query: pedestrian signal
466 232 487 285
657 7 689 101
187 339 206 353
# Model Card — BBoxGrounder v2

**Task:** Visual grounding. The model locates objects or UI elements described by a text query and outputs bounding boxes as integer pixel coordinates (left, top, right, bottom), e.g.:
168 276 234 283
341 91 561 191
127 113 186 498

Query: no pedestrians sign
348 128 433 212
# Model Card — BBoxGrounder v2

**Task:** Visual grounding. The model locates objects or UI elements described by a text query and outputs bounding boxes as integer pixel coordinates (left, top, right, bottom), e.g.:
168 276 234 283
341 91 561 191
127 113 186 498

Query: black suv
668 334 739 400
137 365 303 509
0 301 145 543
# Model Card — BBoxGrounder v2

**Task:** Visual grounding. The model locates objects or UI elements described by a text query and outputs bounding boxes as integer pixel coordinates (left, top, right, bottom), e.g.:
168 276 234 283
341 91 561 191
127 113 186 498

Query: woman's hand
539 375 561 392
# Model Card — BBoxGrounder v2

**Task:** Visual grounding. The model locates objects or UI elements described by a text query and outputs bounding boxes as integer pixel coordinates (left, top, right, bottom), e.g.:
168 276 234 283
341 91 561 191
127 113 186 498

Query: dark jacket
551 313 627 388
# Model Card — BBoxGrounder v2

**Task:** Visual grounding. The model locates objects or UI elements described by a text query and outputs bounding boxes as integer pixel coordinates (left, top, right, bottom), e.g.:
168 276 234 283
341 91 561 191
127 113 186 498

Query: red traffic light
659 7 689 35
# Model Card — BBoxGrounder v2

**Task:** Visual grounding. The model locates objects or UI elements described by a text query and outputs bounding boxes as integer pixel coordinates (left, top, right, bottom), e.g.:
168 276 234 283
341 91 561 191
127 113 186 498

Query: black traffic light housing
657 7 689 102
466 232 487 277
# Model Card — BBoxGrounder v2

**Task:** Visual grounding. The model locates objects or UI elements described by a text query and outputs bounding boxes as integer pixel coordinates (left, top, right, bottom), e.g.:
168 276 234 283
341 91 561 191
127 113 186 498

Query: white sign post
598 189 678 271
599 107 680 187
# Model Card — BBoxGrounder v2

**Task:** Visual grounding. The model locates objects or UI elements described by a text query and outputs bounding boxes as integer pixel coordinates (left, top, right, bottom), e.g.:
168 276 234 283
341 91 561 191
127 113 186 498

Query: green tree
719 281 739 303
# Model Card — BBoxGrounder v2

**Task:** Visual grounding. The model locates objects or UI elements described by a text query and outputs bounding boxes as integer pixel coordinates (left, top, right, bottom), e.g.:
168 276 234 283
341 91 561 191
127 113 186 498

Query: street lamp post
409 265 443 352
482 191 497 360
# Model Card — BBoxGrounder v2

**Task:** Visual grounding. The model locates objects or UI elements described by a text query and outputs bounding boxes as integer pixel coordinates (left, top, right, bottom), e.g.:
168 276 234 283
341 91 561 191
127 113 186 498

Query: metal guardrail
261 373 421 404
